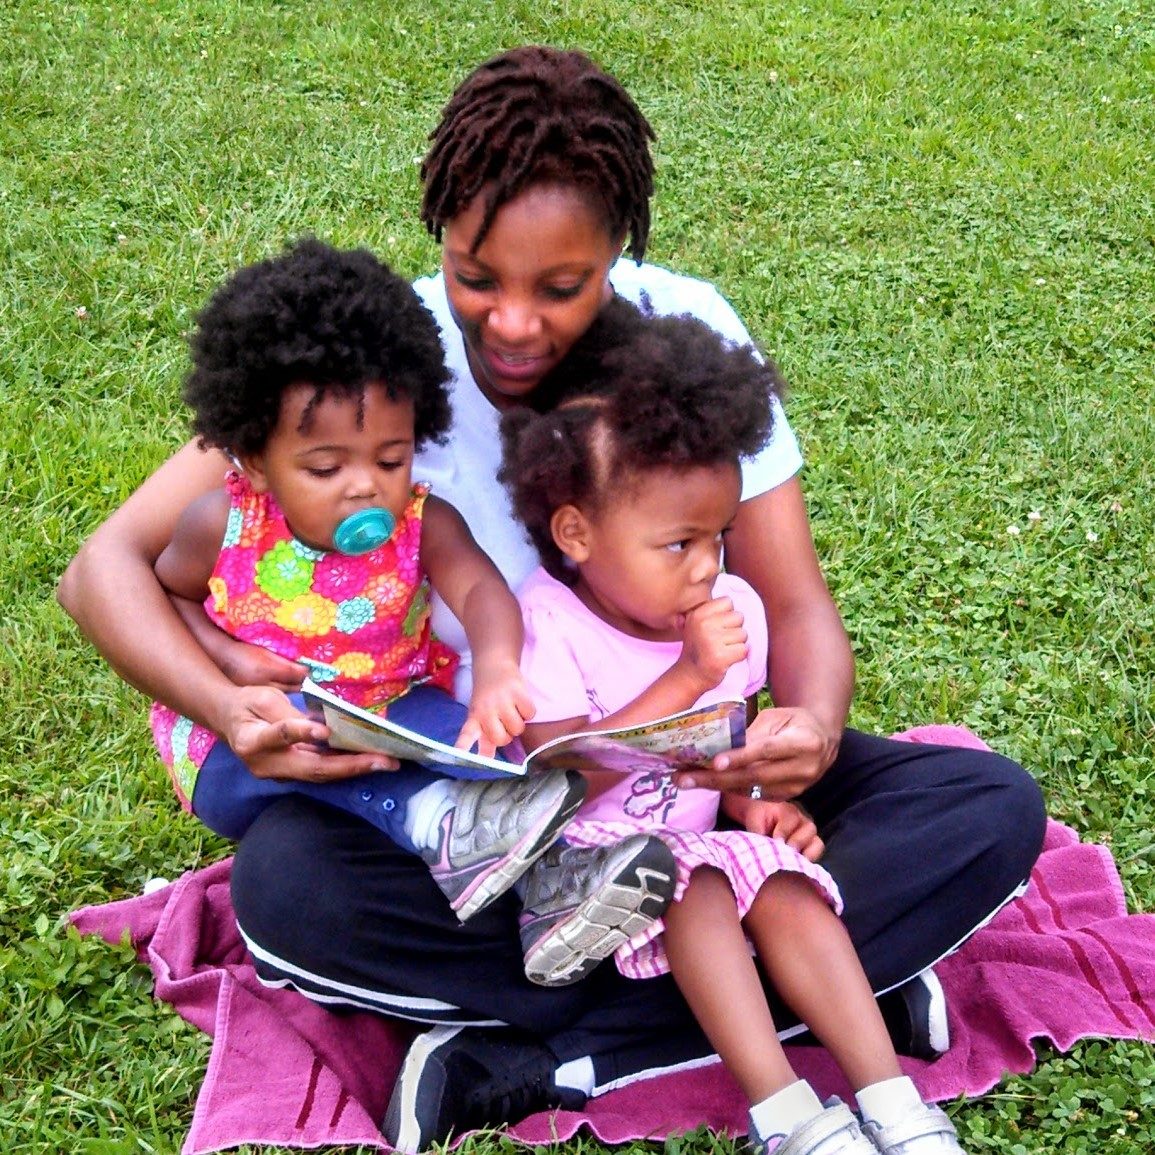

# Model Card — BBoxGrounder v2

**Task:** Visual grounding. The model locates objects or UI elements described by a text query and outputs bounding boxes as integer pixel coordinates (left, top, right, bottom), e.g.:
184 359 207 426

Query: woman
58 46 1045 1154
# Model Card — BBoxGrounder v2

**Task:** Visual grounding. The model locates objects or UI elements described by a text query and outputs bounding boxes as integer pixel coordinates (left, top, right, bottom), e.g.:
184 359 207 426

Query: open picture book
301 678 747 782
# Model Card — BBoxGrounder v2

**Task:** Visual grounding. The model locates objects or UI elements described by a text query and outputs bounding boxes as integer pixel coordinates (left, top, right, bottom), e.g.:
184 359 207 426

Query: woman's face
441 184 622 409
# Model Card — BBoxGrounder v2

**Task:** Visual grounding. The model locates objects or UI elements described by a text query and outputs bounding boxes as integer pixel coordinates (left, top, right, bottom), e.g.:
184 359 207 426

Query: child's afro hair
499 299 784 581
184 236 452 457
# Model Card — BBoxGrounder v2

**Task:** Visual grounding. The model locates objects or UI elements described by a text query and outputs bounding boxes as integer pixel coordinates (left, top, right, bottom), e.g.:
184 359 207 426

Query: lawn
2 1 1153 1152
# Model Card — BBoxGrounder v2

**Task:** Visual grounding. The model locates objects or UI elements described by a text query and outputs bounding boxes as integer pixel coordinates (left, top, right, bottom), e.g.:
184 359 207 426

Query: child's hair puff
500 300 783 580
184 237 452 457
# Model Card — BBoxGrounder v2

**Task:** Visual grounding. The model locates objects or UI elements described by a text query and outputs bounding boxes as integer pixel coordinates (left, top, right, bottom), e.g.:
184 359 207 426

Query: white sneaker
861 1102 966 1154
520 835 676 987
750 1100 878 1155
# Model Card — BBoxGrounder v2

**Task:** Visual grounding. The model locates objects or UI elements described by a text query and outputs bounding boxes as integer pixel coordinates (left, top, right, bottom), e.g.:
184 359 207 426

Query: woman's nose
487 296 542 344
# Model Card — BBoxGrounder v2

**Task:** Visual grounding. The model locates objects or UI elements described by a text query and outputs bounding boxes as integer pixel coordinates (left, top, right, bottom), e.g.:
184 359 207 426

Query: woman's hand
457 659 537 758
671 704 841 799
223 685 399 781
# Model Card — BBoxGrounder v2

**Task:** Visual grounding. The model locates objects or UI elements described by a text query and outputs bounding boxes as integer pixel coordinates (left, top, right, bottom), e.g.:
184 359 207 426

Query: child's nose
345 467 379 500
691 545 722 585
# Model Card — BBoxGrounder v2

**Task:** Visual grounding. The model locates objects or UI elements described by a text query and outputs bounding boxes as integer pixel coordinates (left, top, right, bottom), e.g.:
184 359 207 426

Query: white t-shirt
412 260 803 699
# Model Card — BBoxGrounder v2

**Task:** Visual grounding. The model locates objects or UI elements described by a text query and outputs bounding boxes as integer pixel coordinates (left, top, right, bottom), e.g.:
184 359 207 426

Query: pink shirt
518 567 768 832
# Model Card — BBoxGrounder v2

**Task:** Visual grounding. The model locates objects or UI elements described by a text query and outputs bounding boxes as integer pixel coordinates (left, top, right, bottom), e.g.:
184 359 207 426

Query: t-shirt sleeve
519 596 592 725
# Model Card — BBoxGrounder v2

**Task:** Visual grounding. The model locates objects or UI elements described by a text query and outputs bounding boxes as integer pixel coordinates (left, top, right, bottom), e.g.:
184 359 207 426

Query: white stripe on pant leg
871 875 1031 999
237 920 506 1026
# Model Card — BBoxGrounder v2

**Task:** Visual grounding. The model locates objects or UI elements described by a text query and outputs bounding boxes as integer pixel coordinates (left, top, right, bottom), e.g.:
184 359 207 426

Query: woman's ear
550 503 592 564
238 452 271 494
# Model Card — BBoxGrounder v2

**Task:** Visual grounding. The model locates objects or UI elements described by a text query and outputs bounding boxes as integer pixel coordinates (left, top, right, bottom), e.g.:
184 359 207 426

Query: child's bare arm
154 490 230 600
420 496 536 754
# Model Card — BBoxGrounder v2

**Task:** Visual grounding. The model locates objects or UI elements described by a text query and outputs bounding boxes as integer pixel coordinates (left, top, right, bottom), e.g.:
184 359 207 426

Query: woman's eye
455 273 494 292
543 283 583 301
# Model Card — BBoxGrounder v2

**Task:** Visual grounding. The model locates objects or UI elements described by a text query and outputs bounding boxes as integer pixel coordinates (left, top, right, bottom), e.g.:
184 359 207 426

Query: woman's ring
749 784 763 801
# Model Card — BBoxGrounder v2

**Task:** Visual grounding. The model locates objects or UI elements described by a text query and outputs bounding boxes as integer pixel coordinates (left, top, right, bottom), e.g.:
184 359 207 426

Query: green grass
2 0 1153 1151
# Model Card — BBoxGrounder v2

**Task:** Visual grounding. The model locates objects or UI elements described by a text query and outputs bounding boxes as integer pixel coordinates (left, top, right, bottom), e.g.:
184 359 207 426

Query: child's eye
306 466 338 478
664 540 690 553
378 460 405 472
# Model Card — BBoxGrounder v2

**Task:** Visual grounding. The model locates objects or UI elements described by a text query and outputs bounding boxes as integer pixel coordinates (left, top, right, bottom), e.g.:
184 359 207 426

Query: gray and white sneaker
520 834 676 987
423 771 586 922
861 1102 966 1154
750 1100 878 1155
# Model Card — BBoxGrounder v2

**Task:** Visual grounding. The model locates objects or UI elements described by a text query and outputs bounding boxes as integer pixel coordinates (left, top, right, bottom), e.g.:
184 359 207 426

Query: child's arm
420 496 536 756
521 595 749 752
154 492 310 693
154 489 230 600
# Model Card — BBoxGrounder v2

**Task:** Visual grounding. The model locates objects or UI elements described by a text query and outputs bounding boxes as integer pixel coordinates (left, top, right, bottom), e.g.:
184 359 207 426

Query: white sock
749 1079 825 1143
401 780 456 851
856 1074 925 1130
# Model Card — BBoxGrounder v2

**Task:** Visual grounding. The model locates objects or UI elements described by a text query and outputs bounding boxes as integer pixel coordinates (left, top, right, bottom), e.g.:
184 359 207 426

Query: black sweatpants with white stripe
231 728 1045 1091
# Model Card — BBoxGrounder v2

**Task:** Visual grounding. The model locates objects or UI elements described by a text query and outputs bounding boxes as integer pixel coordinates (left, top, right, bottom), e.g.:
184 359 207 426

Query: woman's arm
673 476 854 798
58 441 242 723
58 441 386 780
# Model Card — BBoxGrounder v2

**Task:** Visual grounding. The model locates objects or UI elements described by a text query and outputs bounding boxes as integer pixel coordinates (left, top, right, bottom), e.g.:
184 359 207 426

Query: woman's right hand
224 685 399 781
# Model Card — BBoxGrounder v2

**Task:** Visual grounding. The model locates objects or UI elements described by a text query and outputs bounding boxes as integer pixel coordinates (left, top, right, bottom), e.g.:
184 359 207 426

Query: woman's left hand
671 704 841 799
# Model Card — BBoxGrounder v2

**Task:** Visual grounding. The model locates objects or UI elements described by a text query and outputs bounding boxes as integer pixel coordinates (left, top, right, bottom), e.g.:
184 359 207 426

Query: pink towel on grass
70 726 1155 1154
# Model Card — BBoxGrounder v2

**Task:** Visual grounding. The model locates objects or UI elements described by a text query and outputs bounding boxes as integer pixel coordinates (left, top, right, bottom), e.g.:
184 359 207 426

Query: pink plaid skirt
563 818 843 980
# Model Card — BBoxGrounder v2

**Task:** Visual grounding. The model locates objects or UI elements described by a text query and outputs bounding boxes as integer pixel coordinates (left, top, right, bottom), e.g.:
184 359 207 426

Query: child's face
242 382 415 553
570 462 741 641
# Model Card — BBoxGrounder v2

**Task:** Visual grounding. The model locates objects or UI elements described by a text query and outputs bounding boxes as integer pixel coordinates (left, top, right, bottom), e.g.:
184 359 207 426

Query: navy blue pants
192 686 472 851
230 728 1046 1088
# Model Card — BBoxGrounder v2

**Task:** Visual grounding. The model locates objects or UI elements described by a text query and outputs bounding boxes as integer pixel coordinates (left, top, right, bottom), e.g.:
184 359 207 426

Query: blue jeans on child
190 684 471 846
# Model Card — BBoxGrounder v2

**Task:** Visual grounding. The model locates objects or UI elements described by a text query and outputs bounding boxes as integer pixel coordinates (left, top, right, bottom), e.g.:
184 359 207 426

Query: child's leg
662 867 798 1103
742 873 901 1092
197 685 585 920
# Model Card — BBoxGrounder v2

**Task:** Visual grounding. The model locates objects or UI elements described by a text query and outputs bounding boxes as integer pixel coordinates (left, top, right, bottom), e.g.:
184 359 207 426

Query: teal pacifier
333 507 396 555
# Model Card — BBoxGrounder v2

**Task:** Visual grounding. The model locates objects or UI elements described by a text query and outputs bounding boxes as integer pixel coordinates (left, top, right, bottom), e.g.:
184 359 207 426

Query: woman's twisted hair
421 46 655 258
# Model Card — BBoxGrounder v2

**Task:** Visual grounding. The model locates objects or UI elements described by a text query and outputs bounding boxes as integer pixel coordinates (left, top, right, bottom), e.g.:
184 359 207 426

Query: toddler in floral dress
148 237 594 925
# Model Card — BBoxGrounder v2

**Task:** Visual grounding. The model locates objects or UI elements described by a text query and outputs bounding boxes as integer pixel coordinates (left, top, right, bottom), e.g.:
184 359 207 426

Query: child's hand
456 661 537 758
675 596 749 693
741 800 825 862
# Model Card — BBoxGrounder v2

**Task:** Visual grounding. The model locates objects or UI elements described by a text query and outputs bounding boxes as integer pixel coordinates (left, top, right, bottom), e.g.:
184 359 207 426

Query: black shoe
876 968 950 1060
382 1024 587 1152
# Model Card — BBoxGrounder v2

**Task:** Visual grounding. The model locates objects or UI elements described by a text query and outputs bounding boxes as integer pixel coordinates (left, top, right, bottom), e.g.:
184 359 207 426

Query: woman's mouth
481 344 550 382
